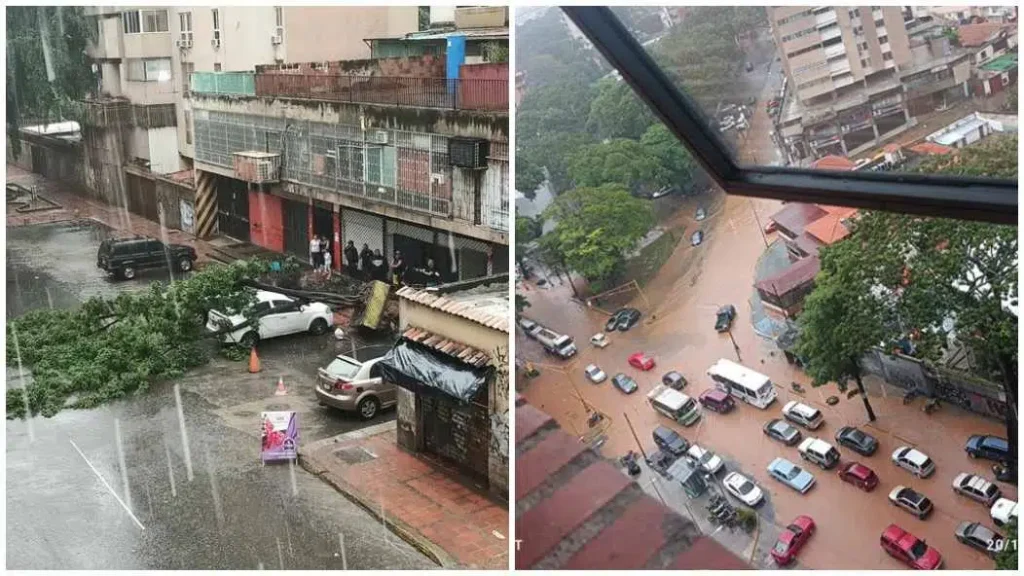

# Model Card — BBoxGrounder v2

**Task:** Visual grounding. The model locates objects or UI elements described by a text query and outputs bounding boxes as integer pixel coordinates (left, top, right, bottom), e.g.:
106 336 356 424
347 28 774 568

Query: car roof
702 388 729 400
846 462 874 477
255 290 290 302
799 438 832 453
585 364 599 371
904 448 929 464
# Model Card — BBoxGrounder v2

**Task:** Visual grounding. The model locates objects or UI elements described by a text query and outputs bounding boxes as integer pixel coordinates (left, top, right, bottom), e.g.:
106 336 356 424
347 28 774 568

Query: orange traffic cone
274 376 288 396
249 347 261 374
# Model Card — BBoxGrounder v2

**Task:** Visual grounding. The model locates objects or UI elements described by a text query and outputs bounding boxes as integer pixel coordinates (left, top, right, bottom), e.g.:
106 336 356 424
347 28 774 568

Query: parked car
97 236 197 280
661 371 687 390
606 309 626 331
584 364 607 384
771 515 815 566
835 426 879 457
686 444 724 474
892 446 936 478
628 352 656 371
653 425 690 457
699 389 735 413
952 473 1002 506
695 207 707 221
955 522 1005 558
617 308 642 331
590 333 611 348
889 486 935 519
764 418 803 446
880 524 943 570
782 401 824 430
315 354 391 419
207 290 334 348
611 373 639 395
691 230 704 246
965 435 1010 462
990 498 1019 529
767 457 816 494
518 317 539 335
797 437 841 470
714 304 736 332
723 471 764 507
838 462 879 492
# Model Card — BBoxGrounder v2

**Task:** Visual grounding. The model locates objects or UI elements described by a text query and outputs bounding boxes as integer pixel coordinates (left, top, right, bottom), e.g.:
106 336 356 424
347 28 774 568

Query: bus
647 384 701 426
706 358 777 409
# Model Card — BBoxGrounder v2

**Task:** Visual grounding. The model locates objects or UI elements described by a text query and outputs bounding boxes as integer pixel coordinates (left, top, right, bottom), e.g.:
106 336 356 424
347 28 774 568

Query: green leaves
586 78 656 140
6 259 275 420
995 519 1017 570
515 155 546 198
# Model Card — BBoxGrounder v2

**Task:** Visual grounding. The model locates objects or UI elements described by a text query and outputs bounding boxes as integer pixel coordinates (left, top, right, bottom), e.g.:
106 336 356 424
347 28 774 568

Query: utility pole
749 197 770 250
728 329 742 363
623 411 648 462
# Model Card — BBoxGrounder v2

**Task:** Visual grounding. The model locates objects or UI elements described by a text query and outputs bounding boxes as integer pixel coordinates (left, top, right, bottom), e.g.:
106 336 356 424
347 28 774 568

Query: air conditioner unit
177 39 193 49
449 138 489 170
211 38 221 49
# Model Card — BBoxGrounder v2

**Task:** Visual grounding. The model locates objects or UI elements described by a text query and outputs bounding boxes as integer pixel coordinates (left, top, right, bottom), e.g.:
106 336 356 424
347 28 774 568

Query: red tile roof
755 255 821 296
515 400 748 570
957 22 1008 47
811 155 856 170
804 205 858 245
769 203 828 236
402 326 492 367
909 142 956 156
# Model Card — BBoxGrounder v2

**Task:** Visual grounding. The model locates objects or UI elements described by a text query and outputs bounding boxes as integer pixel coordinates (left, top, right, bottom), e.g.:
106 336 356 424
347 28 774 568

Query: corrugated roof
910 142 956 155
769 203 828 236
402 326 491 367
397 284 509 333
793 232 823 257
957 22 1008 47
755 255 821 296
980 52 1018 72
515 400 748 570
367 27 508 42
811 155 856 171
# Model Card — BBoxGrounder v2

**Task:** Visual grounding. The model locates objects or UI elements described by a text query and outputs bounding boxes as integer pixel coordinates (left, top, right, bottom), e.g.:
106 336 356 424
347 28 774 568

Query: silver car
315 355 395 420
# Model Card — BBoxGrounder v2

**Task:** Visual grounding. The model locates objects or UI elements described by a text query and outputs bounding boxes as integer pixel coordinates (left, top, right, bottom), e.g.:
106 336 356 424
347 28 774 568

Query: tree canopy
640 123 703 192
6 6 96 157
542 185 654 286
586 77 657 140
6 259 292 419
568 138 664 195
515 154 546 199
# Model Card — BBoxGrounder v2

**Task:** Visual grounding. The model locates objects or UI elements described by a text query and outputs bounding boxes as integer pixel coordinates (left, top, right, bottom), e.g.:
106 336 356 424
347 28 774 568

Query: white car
686 444 724 474
584 364 607 383
990 498 1019 529
723 471 764 507
590 333 611 348
891 446 936 478
207 290 334 347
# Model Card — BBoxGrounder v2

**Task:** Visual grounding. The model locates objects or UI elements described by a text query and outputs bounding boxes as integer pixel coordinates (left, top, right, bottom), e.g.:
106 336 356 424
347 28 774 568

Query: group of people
342 241 442 287
309 235 333 278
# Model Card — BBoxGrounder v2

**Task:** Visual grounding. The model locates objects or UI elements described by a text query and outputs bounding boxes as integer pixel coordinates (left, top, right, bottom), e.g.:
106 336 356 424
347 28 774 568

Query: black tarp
377 339 493 403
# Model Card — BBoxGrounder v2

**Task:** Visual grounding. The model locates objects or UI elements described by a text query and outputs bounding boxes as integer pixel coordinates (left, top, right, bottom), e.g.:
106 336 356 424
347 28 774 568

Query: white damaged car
207 290 334 347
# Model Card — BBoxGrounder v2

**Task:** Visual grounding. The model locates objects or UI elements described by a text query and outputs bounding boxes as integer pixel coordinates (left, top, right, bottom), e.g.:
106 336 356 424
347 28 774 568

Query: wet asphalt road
6 221 434 570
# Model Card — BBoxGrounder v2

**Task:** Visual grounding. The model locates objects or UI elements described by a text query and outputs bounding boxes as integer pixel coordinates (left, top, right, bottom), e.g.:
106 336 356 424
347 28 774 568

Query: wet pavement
6 220 433 569
516 95 1015 568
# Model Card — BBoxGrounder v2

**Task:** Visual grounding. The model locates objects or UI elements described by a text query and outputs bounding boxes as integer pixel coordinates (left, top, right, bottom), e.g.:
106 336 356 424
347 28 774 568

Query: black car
616 308 641 331
955 522 1004 558
97 236 197 280
606 309 626 332
662 371 687 390
763 419 802 446
714 305 736 332
835 426 879 457
611 373 638 395
652 425 689 457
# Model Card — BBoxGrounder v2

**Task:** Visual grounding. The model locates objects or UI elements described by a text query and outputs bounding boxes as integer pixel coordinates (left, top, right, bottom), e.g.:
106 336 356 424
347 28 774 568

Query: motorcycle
620 451 642 476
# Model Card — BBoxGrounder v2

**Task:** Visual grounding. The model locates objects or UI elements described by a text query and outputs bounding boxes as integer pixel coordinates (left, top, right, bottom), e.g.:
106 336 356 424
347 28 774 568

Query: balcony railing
253 74 508 112
190 72 257 97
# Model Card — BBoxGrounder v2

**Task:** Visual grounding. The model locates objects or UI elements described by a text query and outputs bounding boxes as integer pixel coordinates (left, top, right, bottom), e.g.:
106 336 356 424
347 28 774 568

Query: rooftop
925 112 1012 146
397 278 509 333
366 26 509 42
515 397 748 570
769 203 828 236
810 155 856 171
956 22 1011 47
401 326 491 367
755 255 822 296
804 205 857 245
909 141 956 156
980 52 1018 73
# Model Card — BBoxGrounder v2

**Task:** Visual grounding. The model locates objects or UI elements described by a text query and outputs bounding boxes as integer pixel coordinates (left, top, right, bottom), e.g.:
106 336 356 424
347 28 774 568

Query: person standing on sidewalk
359 243 373 278
371 249 387 282
309 235 322 269
390 250 406 286
322 249 333 279
344 241 359 274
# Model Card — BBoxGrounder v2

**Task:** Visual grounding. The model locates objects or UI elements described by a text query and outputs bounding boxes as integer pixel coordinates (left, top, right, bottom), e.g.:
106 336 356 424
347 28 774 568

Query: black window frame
560 7 1017 225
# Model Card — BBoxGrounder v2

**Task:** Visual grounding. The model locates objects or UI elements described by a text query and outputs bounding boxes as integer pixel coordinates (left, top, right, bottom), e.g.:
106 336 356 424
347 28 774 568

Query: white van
706 359 776 409
647 384 701 426
798 437 841 470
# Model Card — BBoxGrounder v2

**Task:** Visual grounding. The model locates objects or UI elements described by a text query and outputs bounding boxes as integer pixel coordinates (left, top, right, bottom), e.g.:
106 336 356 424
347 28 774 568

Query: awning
377 338 493 403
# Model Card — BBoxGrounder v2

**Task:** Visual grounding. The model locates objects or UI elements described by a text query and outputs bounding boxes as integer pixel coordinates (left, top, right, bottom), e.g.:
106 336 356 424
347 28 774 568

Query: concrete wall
283 6 418 64
122 30 173 60
147 126 180 173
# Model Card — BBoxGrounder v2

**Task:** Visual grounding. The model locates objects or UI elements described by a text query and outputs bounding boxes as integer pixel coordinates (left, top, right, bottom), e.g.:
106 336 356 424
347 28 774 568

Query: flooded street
6 220 433 570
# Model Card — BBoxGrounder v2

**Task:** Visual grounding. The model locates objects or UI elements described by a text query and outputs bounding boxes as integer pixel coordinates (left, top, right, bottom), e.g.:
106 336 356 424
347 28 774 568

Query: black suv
97 237 197 280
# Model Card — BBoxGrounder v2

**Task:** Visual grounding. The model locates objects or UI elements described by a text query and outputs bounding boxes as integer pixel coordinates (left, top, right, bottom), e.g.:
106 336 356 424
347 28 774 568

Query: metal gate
216 181 250 241
282 198 308 260
342 209 384 254
420 393 490 482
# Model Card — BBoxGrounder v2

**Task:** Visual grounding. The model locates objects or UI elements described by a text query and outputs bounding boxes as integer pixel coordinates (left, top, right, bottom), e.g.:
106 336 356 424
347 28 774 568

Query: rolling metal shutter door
342 210 384 254
420 394 490 482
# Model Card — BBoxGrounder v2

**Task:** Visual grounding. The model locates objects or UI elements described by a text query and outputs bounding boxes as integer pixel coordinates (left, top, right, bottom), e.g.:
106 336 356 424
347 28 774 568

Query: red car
838 462 879 492
771 515 815 565
628 352 655 371
880 524 943 570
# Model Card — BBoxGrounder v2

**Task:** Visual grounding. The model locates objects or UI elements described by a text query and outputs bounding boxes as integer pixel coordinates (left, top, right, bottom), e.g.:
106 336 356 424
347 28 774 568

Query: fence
252 74 508 112
190 72 257 97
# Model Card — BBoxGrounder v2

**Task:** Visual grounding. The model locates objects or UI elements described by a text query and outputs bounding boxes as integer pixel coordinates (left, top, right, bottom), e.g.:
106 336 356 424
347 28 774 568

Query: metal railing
252 74 508 112
190 72 257 97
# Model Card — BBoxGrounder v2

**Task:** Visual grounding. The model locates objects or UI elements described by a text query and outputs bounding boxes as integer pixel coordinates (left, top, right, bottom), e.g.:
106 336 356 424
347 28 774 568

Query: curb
298 425 460 569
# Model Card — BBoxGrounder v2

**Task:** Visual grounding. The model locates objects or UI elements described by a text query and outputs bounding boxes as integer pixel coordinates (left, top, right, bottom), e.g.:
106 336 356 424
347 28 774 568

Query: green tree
568 138 664 195
542 185 654 286
995 519 1017 570
640 123 702 192
515 8 607 88
515 216 542 266
1005 86 1017 112
515 154 546 199
6 259 287 419
7 6 96 158
586 77 656 140
521 131 595 194
516 294 531 316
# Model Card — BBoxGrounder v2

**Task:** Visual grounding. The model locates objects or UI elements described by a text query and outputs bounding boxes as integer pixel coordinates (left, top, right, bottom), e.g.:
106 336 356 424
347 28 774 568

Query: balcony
252 74 508 112
190 72 256 97
815 10 837 27
820 26 842 42
824 42 846 59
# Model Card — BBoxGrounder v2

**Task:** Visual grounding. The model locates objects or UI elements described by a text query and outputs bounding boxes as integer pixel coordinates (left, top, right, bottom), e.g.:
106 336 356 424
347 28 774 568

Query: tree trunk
851 357 877 422
998 354 1018 476
37 7 56 84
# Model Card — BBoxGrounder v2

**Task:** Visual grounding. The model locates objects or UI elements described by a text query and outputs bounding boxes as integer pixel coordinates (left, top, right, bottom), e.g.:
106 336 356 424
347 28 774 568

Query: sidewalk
299 422 509 570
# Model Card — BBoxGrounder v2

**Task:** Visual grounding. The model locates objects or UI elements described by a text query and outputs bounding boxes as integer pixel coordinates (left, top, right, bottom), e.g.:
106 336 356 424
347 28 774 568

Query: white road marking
69 439 146 530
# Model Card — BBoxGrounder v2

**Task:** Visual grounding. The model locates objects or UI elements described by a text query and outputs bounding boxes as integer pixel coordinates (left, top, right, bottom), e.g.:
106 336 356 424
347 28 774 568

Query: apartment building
187 6 509 282
770 6 971 163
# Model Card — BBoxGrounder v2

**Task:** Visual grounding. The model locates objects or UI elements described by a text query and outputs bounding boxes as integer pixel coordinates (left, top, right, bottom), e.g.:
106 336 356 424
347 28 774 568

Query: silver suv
952 473 1001 506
